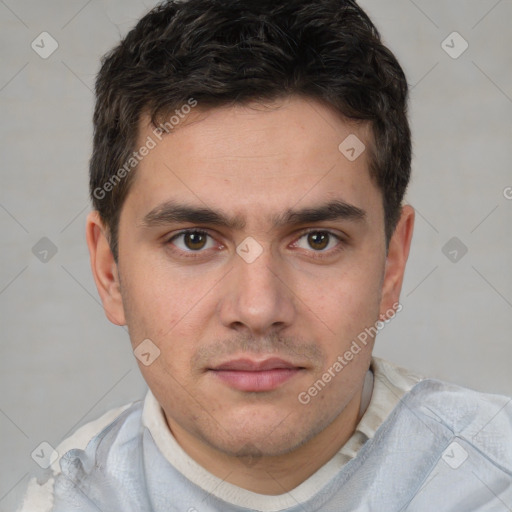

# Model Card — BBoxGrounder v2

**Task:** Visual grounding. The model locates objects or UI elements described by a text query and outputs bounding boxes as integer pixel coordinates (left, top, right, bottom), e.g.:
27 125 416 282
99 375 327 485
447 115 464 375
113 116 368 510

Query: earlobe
380 205 415 314
85 211 126 326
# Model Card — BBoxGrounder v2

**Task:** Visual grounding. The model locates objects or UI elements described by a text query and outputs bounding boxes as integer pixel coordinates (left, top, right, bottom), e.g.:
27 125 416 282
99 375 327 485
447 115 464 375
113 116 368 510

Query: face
88 96 413 460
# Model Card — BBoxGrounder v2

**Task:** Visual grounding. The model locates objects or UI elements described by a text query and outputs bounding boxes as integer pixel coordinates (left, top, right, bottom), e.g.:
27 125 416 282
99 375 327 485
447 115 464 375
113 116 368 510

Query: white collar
141 357 423 511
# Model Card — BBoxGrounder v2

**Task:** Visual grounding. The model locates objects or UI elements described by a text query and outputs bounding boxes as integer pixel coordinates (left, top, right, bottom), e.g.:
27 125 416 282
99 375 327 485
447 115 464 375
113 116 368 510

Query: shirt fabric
17 357 512 511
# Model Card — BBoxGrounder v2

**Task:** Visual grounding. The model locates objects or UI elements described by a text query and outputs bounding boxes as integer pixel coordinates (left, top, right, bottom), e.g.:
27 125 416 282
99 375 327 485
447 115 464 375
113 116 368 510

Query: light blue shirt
51 377 512 511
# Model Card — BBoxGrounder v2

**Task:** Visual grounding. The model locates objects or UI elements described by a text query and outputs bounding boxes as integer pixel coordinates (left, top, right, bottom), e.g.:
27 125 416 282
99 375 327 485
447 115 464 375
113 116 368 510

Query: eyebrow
140 199 366 230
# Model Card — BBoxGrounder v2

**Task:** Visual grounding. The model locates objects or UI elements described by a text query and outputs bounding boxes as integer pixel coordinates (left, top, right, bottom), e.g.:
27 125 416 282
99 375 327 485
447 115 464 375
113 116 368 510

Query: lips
212 358 299 372
209 357 304 392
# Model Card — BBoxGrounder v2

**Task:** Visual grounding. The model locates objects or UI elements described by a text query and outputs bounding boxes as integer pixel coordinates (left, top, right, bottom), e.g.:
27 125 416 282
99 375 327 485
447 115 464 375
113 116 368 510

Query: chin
210 430 307 459
197 409 323 459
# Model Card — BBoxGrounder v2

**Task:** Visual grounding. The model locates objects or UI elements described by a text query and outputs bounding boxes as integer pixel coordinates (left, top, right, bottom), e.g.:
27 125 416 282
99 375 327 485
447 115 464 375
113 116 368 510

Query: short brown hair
90 0 411 261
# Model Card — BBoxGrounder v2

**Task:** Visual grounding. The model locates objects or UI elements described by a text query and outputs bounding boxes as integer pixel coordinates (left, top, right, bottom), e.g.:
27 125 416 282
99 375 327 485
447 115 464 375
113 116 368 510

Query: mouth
208 357 306 392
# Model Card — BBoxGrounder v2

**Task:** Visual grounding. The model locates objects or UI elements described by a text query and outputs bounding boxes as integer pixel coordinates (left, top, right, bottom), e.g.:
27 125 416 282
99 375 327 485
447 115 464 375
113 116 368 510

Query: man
19 0 512 510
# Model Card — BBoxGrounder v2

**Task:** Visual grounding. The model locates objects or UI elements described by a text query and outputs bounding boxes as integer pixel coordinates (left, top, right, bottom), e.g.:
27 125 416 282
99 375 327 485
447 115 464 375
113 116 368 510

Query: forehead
140 96 372 165
123 96 381 225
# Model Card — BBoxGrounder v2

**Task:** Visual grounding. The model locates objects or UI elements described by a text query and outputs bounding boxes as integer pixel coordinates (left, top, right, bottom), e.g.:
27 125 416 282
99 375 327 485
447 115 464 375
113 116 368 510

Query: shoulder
408 376 512 426
371 357 512 470
401 374 512 471
17 401 139 512
371 356 512 430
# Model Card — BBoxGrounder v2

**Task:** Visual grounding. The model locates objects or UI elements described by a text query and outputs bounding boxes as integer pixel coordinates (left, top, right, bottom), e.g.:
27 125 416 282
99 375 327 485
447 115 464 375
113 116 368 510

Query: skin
86 95 414 495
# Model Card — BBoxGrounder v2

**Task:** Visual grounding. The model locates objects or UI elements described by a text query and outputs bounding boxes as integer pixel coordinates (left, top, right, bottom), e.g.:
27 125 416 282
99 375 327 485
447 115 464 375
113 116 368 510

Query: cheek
120 270 219 385
120 254 210 336
306 261 383 334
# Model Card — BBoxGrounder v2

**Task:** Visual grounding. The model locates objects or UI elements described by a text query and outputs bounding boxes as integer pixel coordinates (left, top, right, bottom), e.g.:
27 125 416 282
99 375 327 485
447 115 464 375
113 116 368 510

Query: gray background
1 0 511 509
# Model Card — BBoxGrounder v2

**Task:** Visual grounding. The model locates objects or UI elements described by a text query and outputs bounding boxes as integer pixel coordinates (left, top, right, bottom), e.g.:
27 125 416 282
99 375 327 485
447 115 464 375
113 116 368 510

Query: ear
379 205 415 318
85 210 126 326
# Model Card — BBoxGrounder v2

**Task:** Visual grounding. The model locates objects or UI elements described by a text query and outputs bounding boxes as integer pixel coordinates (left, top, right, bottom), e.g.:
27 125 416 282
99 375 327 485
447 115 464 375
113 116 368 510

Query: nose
218 241 296 337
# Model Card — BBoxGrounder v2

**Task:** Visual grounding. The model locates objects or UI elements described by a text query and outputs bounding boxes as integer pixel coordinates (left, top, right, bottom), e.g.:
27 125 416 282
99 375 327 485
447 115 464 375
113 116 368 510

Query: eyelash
165 228 345 260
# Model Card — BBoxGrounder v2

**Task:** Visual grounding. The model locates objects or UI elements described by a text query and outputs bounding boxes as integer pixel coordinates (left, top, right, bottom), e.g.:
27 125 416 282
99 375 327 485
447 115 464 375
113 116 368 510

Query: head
87 0 414 462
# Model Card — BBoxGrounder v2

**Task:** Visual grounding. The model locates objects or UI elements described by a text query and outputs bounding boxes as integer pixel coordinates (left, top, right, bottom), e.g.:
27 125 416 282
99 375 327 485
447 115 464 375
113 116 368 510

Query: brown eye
294 230 342 255
184 232 207 250
169 230 215 252
307 232 330 251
